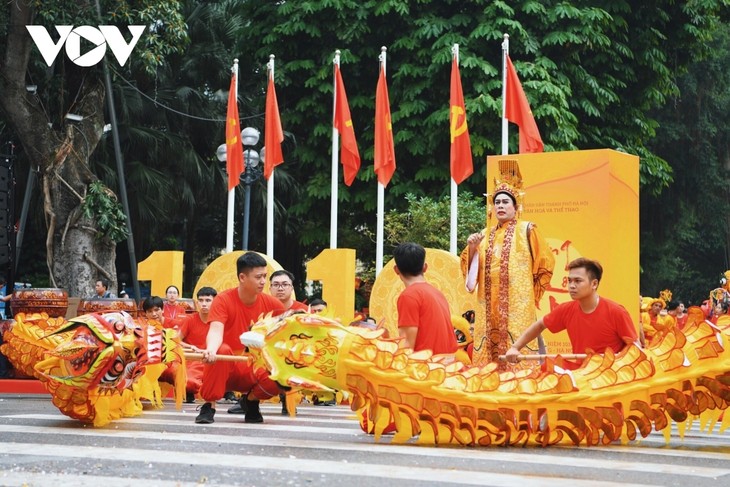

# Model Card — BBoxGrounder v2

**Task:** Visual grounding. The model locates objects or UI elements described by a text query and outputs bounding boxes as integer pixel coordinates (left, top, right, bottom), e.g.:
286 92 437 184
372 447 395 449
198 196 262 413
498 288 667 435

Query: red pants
160 361 205 394
199 343 280 402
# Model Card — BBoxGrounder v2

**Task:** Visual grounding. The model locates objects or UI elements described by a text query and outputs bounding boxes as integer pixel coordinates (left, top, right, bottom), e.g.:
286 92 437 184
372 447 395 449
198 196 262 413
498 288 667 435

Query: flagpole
449 44 459 255
376 47 387 276
501 34 509 156
266 55 276 257
226 59 238 253
331 51 341 249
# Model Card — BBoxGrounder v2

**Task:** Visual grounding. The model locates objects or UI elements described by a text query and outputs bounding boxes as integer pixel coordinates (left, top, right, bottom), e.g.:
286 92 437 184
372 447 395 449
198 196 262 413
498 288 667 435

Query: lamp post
217 128 263 251
240 127 263 250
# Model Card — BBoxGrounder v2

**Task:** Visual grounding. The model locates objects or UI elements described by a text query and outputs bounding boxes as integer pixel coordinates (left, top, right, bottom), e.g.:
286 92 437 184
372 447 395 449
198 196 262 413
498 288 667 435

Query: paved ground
1 393 730 486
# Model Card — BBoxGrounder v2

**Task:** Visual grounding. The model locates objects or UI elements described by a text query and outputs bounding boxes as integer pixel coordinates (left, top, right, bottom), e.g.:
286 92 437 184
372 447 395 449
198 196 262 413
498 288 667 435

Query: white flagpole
449 44 459 255
376 47 387 276
226 59 239 253
266 55 276 257
331 50 341 249
501 34 509 156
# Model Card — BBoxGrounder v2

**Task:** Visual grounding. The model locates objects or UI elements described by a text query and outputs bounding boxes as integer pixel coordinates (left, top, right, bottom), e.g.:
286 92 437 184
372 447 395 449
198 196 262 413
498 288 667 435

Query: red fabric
676 314 689 330
397 282 458 355
449 57 473 184
543 297 638 355
264 71 284 180
289 300 309 312
505 56 544 153
334 64 361 186
208 288 283 352
199 343 280 402
225 73 244 190
179 312 208 349
374 65 396 187
163 302 186 330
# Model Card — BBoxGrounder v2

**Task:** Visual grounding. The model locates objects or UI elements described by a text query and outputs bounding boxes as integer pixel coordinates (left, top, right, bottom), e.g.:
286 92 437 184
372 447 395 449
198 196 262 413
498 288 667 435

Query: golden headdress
487 159 525 219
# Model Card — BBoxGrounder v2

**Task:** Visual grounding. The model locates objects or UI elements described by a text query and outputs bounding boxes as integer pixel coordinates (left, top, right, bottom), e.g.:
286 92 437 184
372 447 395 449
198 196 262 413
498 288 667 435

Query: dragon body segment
248 312 730 446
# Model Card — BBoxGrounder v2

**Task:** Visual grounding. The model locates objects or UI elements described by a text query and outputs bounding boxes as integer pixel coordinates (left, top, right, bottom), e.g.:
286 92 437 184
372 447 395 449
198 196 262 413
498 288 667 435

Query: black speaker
0 153 13 268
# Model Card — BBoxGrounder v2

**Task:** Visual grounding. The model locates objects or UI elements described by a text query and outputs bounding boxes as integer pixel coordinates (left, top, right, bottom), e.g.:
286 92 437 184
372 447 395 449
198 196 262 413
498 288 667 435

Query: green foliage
384 192 485 251
82 181 129 242
640 23 730 304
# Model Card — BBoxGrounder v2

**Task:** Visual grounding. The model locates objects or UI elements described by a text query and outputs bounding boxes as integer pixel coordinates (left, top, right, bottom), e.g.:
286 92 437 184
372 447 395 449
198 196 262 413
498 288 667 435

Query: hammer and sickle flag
450 56 473 184
225 72 244 191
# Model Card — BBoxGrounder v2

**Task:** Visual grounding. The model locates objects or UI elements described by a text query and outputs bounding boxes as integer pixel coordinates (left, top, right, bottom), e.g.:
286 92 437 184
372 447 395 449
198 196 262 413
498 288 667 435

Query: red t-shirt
397 282 458 355
208 288 283 352
289 300 309 312
179 312 209 349
163 302 186 330
543 297 638 354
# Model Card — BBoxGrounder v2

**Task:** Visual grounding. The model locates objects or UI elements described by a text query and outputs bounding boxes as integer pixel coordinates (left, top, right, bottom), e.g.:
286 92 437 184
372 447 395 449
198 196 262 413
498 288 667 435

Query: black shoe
280 393 288 415
244 396 264 423
227 396 247 414
195 402 215 424
185 392 195 404
223 391 236 403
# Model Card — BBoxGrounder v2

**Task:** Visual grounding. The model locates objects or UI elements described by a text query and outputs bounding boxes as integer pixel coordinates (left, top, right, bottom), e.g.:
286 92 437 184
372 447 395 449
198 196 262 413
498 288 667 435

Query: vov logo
26 25 146 67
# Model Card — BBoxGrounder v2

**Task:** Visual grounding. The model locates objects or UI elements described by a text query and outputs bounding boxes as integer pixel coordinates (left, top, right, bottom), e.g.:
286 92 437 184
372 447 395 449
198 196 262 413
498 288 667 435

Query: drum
11 288 69 318
178 298 197 314
76 297 139 317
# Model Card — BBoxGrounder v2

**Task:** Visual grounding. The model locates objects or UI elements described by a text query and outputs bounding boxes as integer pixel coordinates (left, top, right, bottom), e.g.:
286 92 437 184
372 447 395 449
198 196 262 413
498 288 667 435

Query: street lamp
216 127 263 251
240 127 263 250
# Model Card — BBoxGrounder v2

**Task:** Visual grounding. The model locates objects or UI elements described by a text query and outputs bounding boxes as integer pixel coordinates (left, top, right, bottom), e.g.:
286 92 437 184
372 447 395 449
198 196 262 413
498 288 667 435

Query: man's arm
504 318 546 363
202 321 224 363
398 326 418 349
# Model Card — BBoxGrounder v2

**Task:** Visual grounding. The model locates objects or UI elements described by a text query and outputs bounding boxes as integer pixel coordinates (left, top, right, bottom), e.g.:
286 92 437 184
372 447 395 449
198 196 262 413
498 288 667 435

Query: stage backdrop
370 149 639 355
494 149 640 353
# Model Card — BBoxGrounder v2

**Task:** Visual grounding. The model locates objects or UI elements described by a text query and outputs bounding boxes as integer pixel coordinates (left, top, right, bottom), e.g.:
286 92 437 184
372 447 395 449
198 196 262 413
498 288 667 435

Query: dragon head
35 311 180 394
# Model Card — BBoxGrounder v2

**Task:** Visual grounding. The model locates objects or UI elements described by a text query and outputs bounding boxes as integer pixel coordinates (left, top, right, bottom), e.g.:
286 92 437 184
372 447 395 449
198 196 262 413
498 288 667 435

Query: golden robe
460 219 554 366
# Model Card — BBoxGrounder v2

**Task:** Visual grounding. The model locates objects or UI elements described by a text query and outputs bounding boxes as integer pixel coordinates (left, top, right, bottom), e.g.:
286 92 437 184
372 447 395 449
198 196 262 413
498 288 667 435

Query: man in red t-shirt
505 258 639 367
195 252 285 425
269 269 309 312
394 242 458 356
176 286 217 403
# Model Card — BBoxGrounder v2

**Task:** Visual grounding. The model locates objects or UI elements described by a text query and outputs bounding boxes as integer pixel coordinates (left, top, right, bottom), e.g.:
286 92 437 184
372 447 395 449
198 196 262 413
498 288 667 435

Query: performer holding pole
505 258 640 369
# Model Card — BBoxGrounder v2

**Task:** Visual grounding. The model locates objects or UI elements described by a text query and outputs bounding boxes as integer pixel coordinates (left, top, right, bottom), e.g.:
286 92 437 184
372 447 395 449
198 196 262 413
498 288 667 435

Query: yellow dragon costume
1 311 185 426
240 309 730 447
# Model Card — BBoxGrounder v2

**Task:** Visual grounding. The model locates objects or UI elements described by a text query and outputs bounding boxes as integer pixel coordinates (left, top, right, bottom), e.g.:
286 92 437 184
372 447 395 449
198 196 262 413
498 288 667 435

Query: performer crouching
195 252 284 424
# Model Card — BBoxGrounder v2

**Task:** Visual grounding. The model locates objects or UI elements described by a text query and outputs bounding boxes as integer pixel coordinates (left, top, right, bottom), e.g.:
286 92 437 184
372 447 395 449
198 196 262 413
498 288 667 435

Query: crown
487 159 525 218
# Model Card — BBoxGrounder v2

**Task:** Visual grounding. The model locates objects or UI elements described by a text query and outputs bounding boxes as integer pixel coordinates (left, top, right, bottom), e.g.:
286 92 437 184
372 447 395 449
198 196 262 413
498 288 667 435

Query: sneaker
223 391 237 403
185 392 195 404
244 396 264 423
227 396 247 414
195 402 215 424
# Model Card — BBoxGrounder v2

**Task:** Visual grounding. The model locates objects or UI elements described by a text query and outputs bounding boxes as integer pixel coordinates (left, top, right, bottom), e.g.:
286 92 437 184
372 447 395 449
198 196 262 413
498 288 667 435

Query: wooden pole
184 352 249 362
498 353 588 361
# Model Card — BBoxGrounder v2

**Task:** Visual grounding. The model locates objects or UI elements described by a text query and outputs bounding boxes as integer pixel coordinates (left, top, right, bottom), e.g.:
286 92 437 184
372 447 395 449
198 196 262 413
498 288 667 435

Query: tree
228 0 729 279
641 24 730 304
0 0 188 296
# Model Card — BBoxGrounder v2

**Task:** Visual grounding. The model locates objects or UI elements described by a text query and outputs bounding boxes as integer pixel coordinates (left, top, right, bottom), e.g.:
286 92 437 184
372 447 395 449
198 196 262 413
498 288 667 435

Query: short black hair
196 286 217 298
567 257 603 282
270 269 295 283
165 285 180 294
142 295 164 311
237 252 267 275
309 298 327 307
667 300 679 311
393 242 426 277
97 278 109 289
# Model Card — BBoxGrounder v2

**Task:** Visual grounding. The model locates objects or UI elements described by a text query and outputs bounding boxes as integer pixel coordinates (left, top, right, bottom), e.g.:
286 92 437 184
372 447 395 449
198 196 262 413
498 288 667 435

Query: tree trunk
0 1 117 298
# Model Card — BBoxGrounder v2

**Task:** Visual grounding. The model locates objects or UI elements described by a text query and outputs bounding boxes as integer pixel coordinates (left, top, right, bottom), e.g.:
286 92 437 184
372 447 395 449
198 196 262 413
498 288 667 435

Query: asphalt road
1 393 730 486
